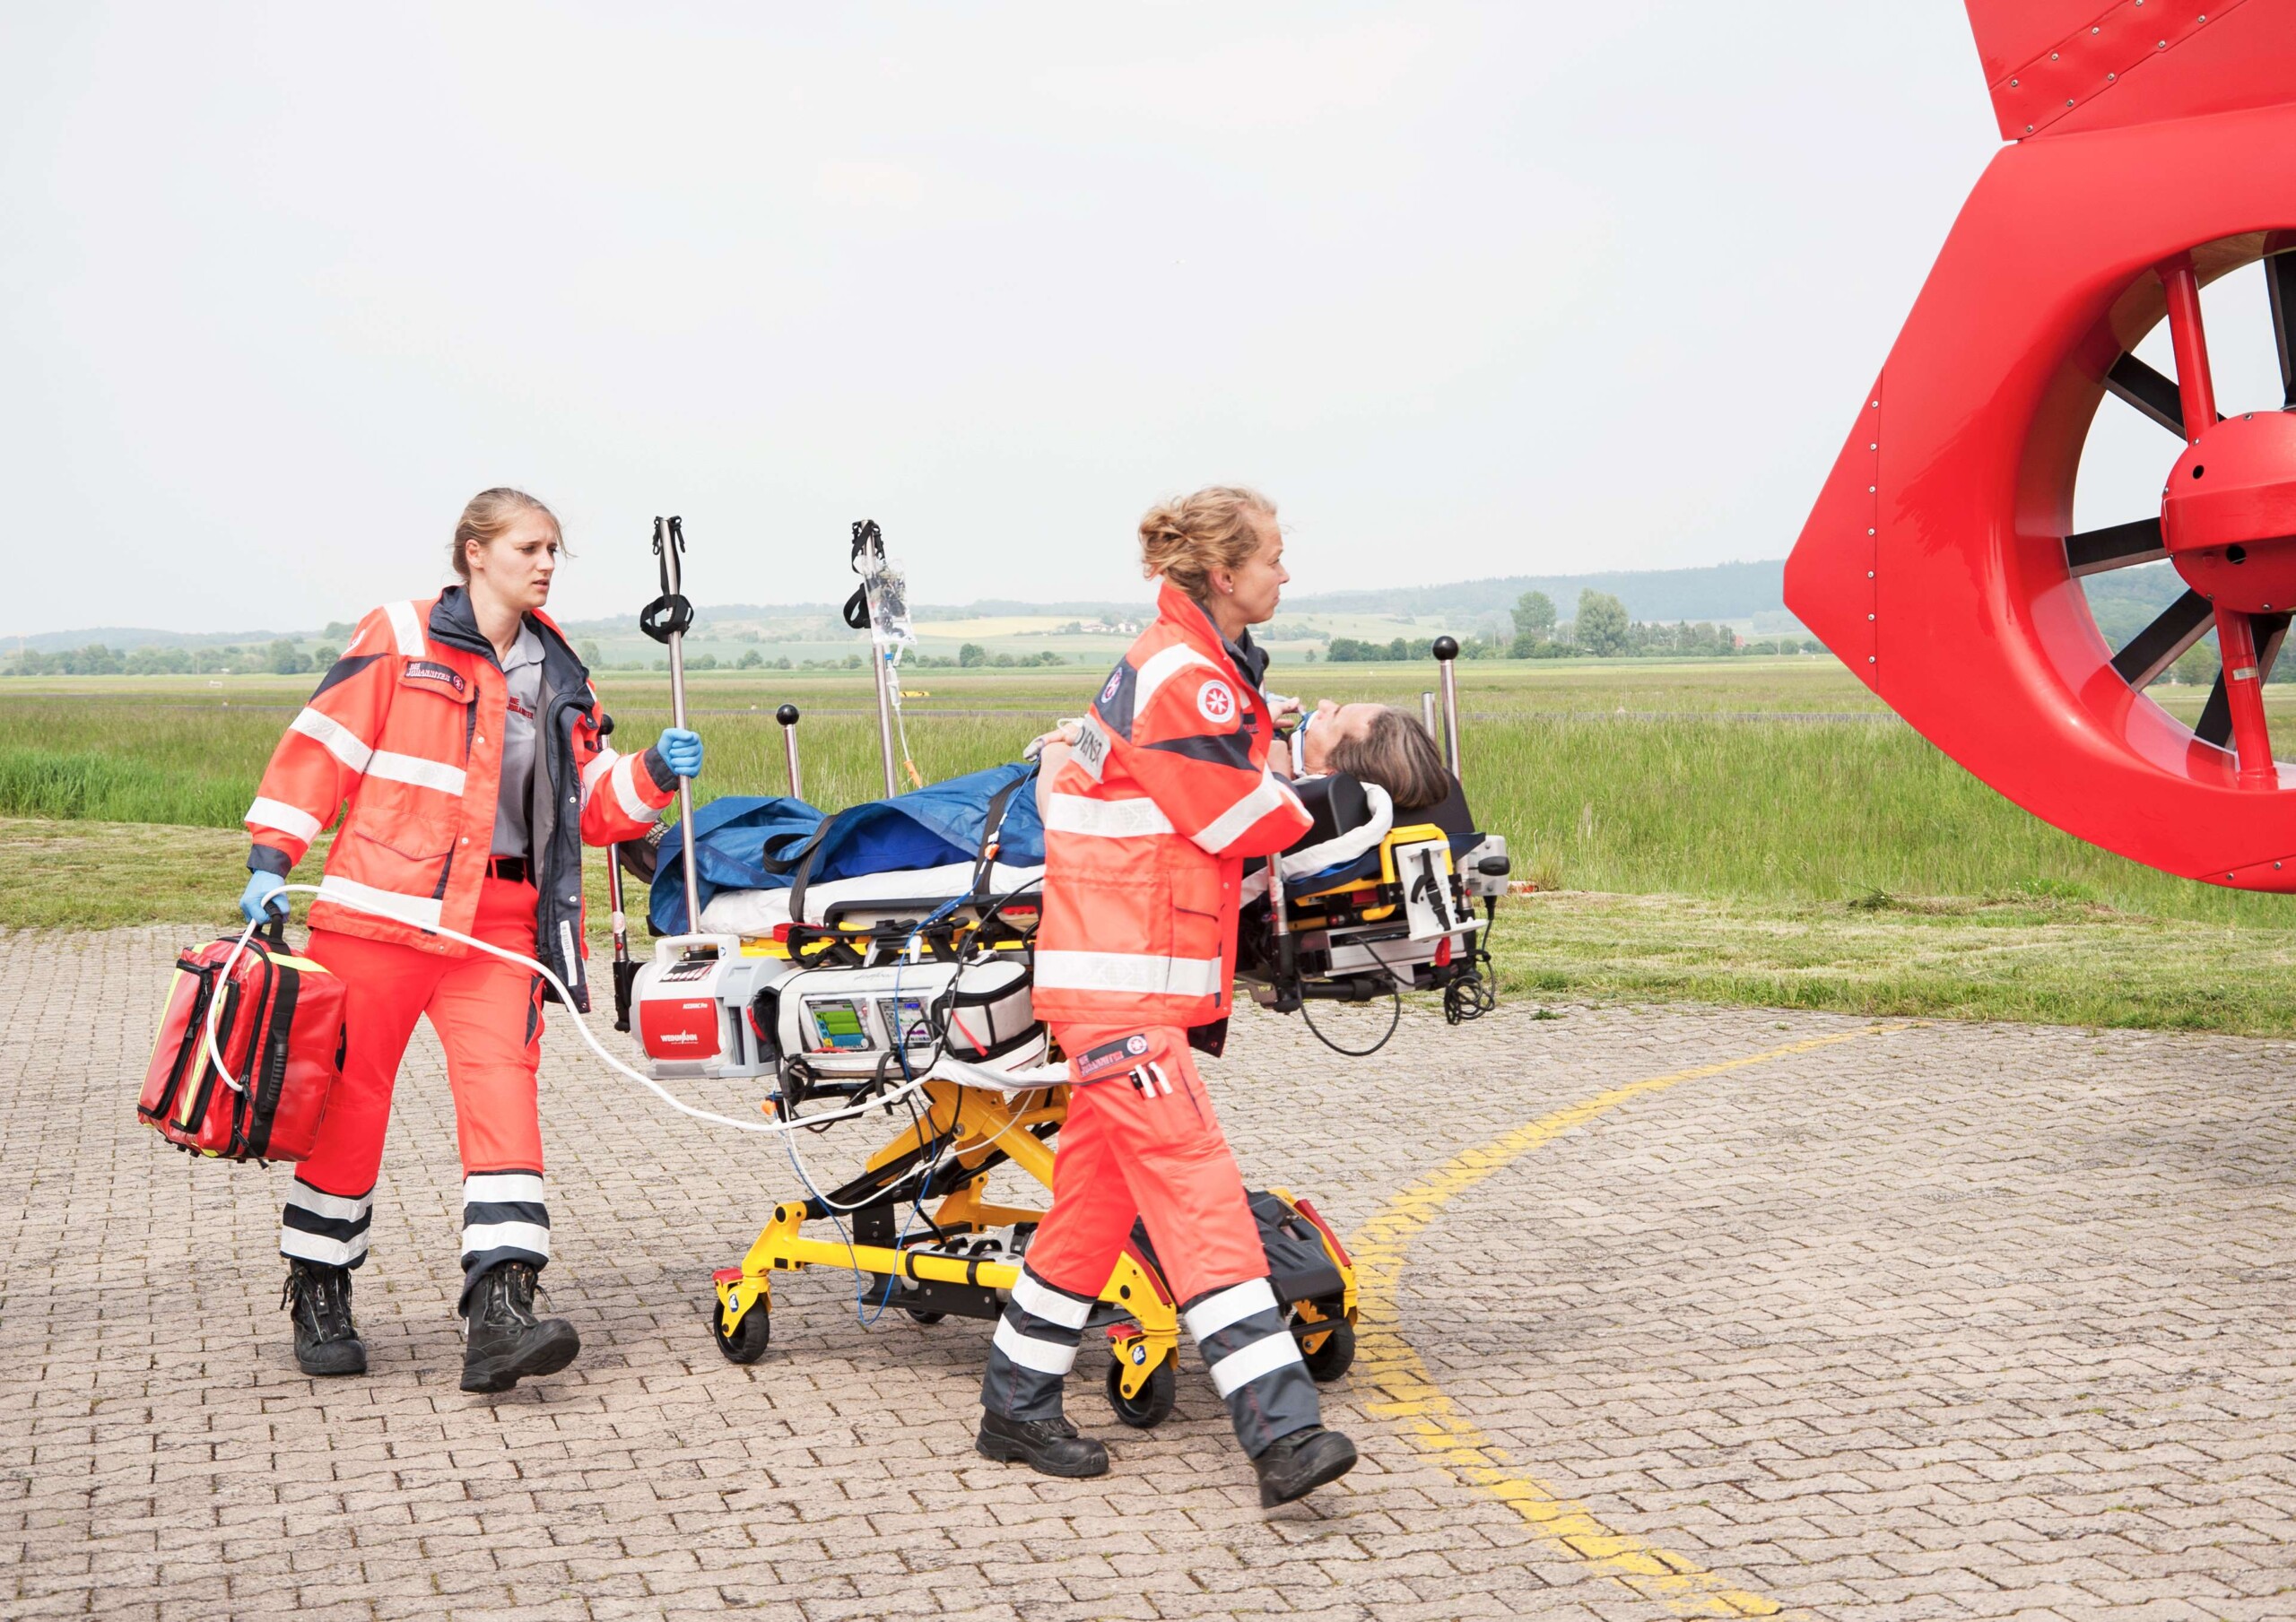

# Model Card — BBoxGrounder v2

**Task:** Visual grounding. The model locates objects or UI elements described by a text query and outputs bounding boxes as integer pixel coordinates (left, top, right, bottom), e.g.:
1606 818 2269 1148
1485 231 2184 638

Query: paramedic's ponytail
1138 487 1275 602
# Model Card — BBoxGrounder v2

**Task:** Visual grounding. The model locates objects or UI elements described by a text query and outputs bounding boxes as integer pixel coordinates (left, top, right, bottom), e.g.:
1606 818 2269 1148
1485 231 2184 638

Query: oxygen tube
204 516 1071 1143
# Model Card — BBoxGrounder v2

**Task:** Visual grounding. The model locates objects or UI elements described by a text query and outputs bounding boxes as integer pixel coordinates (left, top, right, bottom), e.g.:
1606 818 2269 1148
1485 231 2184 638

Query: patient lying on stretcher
1034 696 1452 822
1279 700 1450 811
1031 697 1466 894
686 702 1465 940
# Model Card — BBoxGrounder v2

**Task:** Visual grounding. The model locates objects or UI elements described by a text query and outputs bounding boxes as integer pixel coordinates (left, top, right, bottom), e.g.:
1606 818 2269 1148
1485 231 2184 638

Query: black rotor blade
2196 672 2233 748
2106 351 2227 438
2065 517 2167 577
2269 251 2296 410
2260 612 2292 681
2106 354 2187 437
2111 590 2216 689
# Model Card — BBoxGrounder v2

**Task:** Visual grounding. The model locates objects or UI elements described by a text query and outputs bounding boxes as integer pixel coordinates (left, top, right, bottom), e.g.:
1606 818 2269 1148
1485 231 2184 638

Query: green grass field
6 657 2293 1033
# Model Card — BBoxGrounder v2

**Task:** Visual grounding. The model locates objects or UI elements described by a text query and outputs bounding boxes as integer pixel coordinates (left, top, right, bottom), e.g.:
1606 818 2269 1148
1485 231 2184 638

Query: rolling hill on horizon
9 558 1801 652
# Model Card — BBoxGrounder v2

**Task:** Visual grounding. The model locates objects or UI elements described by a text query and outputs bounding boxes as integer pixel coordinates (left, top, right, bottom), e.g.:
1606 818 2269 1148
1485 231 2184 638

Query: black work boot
460 1261 579 1393
1253 1426 1358 1507
282 1259 368 1377
976 1409 1110 1479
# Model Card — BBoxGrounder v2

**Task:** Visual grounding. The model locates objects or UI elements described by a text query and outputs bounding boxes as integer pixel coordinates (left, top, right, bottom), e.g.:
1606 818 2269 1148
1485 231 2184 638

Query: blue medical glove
239 870 288 924
655 726 704 779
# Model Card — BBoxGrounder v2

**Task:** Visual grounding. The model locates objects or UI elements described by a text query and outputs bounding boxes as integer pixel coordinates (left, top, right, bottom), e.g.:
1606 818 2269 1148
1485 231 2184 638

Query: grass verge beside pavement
0 819 322 933
14 817 2295 1038
1489 889 2296 1036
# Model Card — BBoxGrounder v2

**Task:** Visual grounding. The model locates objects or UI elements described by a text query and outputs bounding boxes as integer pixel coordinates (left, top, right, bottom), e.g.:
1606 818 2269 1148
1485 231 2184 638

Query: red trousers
1022 1024 1267 1307
983 1023 1321 1453
297 876 546 1200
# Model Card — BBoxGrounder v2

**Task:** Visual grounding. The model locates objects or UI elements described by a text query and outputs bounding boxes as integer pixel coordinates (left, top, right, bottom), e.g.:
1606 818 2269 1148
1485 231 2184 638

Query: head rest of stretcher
1244 761 1488 909
1287 768 1474 849
1279 775 1394 879
1290 772 1372 848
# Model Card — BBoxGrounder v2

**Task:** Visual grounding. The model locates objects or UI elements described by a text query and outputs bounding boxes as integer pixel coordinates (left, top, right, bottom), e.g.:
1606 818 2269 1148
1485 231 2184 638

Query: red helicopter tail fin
1965 0 2296 143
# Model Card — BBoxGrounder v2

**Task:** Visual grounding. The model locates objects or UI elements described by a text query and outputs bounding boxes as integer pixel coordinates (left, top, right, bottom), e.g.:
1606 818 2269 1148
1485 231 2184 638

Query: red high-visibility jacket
242 588 674 1012
1033 581 1312 1037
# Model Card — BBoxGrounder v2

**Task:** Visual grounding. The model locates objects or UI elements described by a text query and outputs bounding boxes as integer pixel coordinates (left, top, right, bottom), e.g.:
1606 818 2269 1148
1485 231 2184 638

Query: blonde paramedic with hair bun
234 489 706 1393
977 486 1361 1508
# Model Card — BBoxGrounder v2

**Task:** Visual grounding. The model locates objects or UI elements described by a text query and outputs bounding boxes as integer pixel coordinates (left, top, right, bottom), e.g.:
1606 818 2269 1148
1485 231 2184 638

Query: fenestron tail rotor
1786 1 2296 890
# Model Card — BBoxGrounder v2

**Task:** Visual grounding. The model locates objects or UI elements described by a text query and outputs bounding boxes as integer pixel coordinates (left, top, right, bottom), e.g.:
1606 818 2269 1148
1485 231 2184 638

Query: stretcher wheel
712 1298 770 1364
904 1308 946 1326
1296 1316 1355 1383
1104 1357 1176 1428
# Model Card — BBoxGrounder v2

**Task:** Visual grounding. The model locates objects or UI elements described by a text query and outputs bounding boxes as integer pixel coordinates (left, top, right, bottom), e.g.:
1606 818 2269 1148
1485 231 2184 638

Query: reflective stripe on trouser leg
1184 1277 1320 1459
459 1170 548 1313
280 1177 374 1270
980 1264 1094 1423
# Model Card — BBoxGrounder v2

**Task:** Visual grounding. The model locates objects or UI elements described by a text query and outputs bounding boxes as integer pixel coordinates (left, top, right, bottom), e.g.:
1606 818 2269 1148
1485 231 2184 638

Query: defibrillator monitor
877 996 935 1051
803 996 874 1053
774 959 1041 1079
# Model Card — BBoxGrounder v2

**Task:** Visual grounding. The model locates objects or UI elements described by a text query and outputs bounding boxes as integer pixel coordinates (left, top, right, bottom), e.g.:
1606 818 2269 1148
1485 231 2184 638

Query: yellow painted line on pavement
1348 1025 1900 1618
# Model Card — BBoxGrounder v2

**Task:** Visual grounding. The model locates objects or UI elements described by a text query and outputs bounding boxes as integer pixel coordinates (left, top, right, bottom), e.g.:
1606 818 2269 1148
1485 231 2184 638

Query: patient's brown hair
1327 707 1450 813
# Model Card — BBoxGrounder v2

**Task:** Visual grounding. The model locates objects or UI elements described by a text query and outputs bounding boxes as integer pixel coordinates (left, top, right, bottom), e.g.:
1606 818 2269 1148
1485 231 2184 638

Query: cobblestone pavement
4 926 2293 1620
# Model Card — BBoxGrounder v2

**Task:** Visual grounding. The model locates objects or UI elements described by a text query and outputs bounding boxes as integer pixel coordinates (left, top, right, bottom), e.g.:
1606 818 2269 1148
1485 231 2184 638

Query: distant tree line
1323 588 1826 662
954 644 1066 668
3 638 337 677
0 635 1094 679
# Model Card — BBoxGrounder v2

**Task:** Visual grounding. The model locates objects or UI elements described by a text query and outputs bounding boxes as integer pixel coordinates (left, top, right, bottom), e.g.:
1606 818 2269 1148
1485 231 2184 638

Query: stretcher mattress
697 860 1047 937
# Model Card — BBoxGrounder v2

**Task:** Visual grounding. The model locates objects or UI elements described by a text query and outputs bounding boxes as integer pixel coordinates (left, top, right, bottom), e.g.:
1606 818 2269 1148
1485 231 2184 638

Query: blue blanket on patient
648 760 1044 935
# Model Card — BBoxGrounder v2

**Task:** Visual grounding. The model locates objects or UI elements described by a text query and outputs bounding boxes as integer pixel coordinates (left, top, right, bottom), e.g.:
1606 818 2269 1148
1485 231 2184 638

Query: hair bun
1137 487 1275 601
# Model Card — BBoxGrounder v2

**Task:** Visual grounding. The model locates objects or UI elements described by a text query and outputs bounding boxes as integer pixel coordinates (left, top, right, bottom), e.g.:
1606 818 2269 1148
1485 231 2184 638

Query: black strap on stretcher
783 811 843 930
1408 847 1454 932
967 764 1035 910
778 762 1036 954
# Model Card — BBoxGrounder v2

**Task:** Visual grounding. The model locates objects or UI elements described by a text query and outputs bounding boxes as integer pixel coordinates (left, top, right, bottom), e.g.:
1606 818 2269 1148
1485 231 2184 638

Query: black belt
486 855 530 882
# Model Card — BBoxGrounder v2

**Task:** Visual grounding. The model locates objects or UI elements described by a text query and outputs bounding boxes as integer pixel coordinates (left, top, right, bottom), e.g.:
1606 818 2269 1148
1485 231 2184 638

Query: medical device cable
778 890 1008 1326
204 885 935 1139
218 871 1049 1329
1297 985 1404 1057
770 877 1040 1214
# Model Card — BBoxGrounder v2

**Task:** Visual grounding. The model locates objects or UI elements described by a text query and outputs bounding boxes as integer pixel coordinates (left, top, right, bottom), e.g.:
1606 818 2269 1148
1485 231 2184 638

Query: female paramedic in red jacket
978 486 1359 1507
236 488 703 1393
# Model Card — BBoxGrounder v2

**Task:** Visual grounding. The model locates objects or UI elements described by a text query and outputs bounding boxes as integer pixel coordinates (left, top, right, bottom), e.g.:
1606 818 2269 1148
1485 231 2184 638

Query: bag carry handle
203 913 283 1096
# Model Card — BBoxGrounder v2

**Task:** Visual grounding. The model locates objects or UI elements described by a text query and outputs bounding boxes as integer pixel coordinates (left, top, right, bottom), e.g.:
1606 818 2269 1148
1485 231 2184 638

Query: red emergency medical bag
138 920 347 1162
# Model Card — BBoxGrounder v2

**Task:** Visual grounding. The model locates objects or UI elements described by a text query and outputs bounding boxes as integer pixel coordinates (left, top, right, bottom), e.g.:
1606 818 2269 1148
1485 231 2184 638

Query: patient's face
1300 700 1379 775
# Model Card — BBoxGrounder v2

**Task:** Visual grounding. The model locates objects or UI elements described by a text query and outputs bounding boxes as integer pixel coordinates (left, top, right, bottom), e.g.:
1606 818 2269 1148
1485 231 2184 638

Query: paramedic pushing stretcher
237 489 704 1392
980 486 1360 1507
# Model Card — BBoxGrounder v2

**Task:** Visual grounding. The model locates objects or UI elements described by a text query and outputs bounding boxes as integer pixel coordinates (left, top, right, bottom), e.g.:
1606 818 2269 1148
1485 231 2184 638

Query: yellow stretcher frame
1282 820 1453 927
709 1074 1359 1415
700 820 1476 1412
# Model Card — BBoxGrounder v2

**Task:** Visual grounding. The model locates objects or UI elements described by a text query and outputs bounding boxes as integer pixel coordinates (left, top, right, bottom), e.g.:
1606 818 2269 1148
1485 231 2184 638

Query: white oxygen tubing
203 882 978 1138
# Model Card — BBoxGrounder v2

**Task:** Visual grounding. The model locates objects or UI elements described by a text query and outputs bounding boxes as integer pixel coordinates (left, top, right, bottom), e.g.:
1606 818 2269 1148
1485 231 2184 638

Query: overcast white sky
2 3 2013 634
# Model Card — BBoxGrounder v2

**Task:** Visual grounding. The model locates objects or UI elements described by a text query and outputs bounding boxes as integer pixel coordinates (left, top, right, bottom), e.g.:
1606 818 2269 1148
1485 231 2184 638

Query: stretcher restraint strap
966 765 1035 910
781 810 848 934
206 886 935 1138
